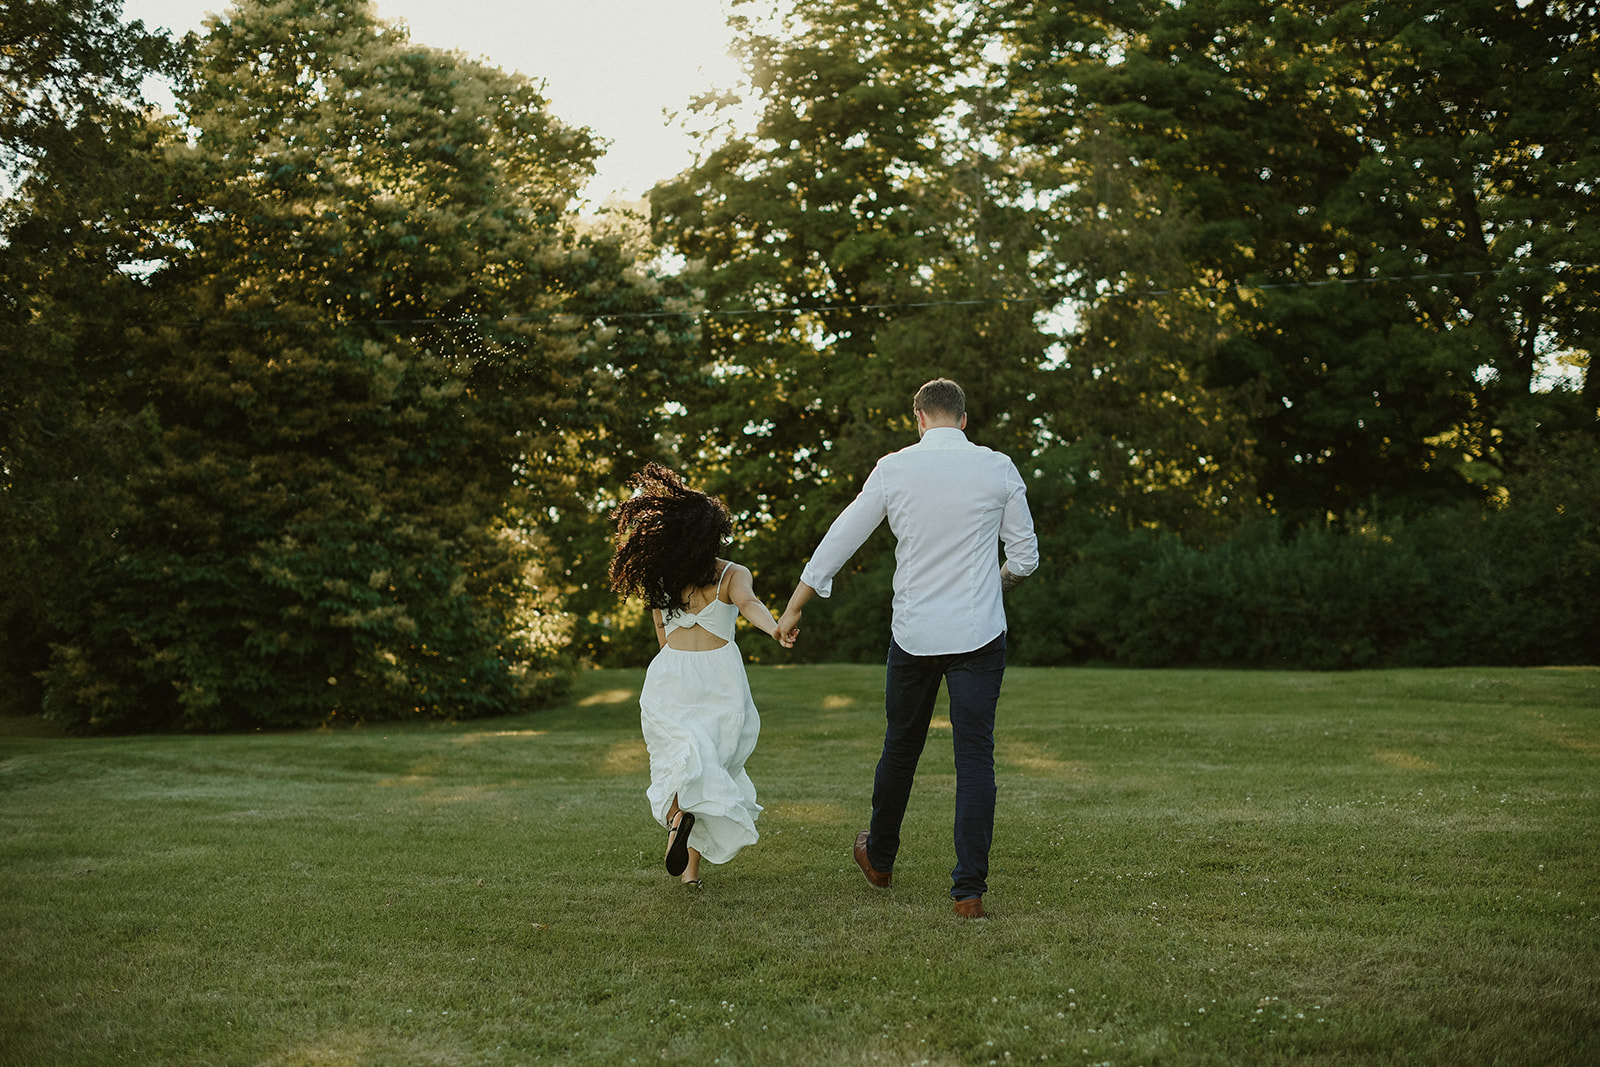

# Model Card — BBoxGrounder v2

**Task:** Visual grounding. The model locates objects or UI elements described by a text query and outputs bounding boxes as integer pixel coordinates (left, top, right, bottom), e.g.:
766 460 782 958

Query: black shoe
665 812 695 877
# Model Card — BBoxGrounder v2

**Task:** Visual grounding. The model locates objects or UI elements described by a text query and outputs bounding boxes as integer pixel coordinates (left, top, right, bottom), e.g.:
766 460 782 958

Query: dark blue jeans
866 632 1006 900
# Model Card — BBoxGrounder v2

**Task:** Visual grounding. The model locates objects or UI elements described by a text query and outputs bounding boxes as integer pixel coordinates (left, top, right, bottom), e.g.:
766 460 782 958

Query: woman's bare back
664 560 733 651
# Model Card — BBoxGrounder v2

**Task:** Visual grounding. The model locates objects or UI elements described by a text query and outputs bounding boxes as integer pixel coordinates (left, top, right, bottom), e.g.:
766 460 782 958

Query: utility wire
112 261 1600 330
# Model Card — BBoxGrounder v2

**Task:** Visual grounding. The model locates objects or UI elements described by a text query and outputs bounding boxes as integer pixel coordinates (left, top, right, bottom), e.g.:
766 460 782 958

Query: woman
608 464 793 886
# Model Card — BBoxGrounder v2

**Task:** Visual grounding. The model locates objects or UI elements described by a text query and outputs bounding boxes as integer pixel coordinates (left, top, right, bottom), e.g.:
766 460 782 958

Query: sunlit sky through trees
122 0 753 204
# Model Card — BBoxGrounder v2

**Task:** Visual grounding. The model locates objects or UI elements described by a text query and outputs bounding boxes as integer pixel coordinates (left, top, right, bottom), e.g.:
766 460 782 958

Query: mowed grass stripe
2 666 1596 1066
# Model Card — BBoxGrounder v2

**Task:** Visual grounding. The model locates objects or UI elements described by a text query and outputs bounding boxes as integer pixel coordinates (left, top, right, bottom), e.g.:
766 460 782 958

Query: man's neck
916 413 965 438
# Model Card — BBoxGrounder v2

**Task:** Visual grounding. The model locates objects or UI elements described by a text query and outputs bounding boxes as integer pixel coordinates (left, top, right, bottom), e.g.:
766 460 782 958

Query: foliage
646 0 1056 643
1004 0 1600 522
8 0 1597 702
13 0 694 731
642 0 1255 665
1006 445 1600 669
1023 185 1263 544
635 0 1600 669
0 0 181 712
632 0 1599 671
0 0 177 188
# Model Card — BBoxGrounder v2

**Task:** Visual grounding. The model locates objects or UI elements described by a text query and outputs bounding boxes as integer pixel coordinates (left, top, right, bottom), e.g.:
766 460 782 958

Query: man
776 378 1038 918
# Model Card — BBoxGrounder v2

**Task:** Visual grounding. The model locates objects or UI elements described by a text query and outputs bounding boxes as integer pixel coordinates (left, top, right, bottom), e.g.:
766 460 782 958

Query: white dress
639 567 762 864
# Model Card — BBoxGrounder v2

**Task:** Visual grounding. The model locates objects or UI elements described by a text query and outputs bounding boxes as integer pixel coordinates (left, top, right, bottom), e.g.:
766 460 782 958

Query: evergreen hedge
1008 494 1599 671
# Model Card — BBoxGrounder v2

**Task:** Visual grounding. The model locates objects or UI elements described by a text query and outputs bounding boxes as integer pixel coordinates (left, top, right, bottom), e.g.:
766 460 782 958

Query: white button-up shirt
799 427 1039 656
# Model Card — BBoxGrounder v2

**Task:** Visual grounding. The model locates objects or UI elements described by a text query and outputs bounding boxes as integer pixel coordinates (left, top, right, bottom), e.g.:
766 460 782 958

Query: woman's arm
726 564 794 648
652 608 667 649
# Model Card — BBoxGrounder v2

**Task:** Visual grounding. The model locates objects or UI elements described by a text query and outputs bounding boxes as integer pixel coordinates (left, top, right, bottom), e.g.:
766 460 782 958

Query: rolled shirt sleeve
1000 469 1039 579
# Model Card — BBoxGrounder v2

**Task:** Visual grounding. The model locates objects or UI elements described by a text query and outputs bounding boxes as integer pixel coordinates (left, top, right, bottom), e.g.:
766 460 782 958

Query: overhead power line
106 261 1600 330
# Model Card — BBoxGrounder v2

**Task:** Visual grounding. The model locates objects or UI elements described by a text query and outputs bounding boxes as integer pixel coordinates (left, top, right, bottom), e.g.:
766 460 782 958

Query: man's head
913 378 967 435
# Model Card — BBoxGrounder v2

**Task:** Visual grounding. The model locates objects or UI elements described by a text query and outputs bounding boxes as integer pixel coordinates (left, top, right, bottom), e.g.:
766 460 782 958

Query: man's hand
777 581 817 646
773 619 797 648
775 606 802 647
1000 562 1026 593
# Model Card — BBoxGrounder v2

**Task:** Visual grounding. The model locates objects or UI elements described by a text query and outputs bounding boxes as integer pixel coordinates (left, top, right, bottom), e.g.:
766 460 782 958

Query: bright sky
120 0 752 204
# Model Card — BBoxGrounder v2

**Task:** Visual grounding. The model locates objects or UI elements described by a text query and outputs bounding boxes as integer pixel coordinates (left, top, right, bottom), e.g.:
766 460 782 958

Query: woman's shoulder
715 559 748 597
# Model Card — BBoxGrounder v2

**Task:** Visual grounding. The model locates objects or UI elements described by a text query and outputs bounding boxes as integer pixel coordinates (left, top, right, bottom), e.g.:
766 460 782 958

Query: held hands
776 582 815 647
775 606 802 649
772 581 813 649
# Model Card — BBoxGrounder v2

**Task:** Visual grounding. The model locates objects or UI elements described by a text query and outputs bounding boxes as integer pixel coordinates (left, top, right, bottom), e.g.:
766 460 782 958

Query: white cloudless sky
120 0 751 203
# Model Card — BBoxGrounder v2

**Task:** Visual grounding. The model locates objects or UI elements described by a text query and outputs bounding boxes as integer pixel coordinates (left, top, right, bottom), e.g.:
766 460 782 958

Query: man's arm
779 467 889 644
998 467 1039 593
775 582 816 645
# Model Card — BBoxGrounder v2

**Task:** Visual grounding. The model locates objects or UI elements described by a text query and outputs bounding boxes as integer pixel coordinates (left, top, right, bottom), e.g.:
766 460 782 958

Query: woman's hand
776 605 802 648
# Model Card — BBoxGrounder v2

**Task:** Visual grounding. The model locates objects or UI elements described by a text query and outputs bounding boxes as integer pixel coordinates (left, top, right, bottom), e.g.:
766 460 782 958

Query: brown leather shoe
953 896 986 919
853 831 891 889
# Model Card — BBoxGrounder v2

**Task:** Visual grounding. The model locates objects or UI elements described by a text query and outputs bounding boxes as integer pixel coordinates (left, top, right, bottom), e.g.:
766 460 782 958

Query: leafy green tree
1005 0 1599 522
0 0 180 711
647 0 1064 661
639 0 1273 666
37 0 690 730
1014 126 1262 544
0 0 177 188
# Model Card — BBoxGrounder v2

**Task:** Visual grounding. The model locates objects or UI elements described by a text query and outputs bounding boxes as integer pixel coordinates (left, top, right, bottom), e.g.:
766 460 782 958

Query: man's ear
959 413 968 430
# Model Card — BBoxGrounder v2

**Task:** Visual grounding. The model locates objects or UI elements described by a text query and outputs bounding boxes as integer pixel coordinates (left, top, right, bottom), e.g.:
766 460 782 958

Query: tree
0 0 176 189
36 0 691 730
0 0 180 711
1004 0 1600 522
1008 124 1262 545
639 0 1279 666
647 0 1064 661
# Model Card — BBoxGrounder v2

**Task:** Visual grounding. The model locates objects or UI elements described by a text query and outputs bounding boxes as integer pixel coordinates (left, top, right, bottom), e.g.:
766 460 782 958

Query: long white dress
639 570 762 865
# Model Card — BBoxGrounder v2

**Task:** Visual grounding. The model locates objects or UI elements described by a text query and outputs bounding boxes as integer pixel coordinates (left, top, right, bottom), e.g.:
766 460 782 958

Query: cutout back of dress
662 563 738 644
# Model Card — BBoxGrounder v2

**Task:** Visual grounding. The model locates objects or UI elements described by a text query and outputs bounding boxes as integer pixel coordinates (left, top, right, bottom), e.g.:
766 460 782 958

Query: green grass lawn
2 666 1597 1066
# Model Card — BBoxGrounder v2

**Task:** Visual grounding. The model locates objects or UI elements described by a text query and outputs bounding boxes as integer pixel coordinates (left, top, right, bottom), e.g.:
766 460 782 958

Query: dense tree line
3 0 1594 730
2 0 691 729
616 0 1598 669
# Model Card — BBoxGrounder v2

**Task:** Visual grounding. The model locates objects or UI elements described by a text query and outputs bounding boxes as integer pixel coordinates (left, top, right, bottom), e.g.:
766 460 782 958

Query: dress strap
714 561 734 600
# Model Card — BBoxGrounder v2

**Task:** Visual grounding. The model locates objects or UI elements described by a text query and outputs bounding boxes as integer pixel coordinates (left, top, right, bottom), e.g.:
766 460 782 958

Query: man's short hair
913 378 966 421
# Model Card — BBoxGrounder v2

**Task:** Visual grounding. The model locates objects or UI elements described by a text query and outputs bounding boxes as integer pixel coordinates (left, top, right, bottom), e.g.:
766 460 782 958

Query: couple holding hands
606 379 1038 918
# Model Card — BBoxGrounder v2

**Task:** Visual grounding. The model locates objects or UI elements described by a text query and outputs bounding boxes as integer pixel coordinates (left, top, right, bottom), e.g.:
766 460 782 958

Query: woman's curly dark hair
608 463 733 612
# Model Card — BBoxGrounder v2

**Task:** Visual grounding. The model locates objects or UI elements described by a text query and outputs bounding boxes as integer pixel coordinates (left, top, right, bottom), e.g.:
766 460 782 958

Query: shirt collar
917 426 969 449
